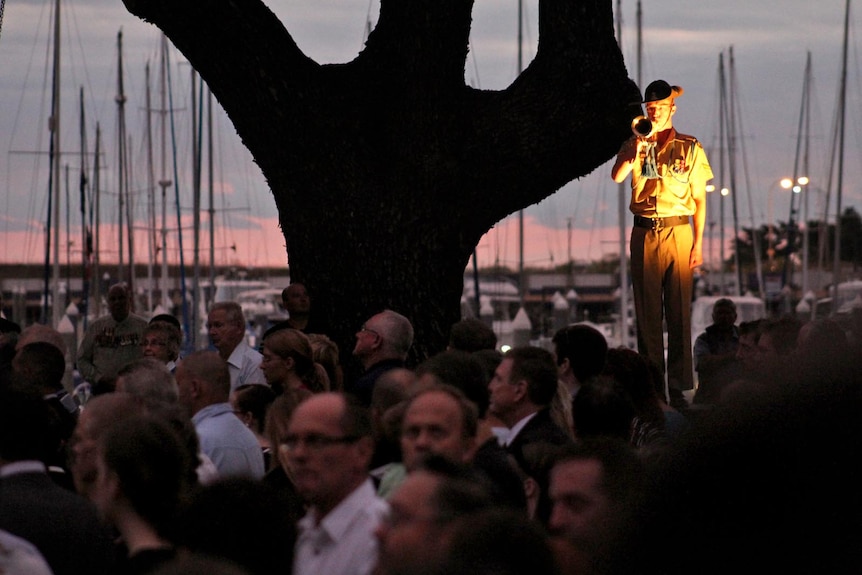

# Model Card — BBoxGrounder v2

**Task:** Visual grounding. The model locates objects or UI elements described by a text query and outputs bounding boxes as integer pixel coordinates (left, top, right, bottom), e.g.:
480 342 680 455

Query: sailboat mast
727 48 743 296
50 0 62 327
832 0 850 312
614 0 636 348
636 0 642 88
192 69 203 350
92 124 102 318
783 52 812 309
615 0 626 343
801 54 812 296
517 0 525 303
79 87 91 330
145 62 156 314
718 53 727 295
158 34 172 311
208 88 216 314
165 37 191 347
116 30 126 285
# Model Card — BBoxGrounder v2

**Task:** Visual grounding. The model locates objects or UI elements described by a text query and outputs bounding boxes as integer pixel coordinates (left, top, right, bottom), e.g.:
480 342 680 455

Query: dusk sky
1 0 860 274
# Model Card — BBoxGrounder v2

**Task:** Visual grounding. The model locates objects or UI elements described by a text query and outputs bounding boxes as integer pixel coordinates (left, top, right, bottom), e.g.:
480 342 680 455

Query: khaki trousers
630 223 694 391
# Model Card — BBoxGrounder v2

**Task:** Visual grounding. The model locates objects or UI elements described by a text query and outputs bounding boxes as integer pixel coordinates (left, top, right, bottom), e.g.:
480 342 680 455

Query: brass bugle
631 115 653 138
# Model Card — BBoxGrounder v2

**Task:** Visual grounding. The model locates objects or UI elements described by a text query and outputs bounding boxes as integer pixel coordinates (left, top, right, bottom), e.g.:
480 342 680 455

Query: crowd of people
1 282 861 575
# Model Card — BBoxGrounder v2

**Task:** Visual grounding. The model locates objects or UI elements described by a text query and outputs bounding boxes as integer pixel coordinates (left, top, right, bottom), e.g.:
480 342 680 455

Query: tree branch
121 0 319 160
362 0 474 89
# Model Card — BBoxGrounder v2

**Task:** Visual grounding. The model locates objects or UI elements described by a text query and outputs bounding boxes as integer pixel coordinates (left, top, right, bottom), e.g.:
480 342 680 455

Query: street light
781 176 809 313
710 185 731 294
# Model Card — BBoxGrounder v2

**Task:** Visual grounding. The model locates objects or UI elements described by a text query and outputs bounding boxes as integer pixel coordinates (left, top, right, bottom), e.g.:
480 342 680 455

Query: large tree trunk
122 0 640 372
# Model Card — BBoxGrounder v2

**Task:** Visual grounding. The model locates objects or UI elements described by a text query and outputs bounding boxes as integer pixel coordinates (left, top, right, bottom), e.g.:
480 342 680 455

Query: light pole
706 184 716 292
781 176 808 312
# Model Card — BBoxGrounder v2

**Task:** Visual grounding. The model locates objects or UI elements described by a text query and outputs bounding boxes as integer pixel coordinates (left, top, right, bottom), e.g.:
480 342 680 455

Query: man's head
447 318 497 353
435 508 560 575
415 350 489 418
141 322 182 363
0 385 54 465
207 302 246 358
370 367 415 438
281 283 311 317
642 79 682 133
400 385 478 471
711 298 738 329
488 346 558 427
552 324 609 387
11 341 66 394
15 323 66 355
353 310 414 368
572 376 636 441
736 319 762 367
756 316 802 359
116 357 179 406
69 392 142 497
283 393 374 517
175 350 231 415
374 456 494 575
549 438 645 552
107 283 132 322
92 414 191 532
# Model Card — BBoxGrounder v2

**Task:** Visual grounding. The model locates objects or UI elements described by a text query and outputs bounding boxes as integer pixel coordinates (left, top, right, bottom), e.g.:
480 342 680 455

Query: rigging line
64 0 98 115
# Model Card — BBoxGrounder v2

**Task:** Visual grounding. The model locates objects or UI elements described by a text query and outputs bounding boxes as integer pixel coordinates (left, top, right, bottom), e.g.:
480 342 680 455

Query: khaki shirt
630 128 713 217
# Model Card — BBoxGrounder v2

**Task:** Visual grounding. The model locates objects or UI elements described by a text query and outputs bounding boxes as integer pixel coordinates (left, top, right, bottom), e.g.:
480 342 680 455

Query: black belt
633 215 690 231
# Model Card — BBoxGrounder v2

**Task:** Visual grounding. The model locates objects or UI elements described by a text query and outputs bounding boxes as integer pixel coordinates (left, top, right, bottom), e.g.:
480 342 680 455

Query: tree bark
121 0 640 372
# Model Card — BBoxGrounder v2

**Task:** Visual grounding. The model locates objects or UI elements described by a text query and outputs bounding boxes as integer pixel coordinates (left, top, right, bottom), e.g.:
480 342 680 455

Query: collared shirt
629 128 713 217
0 461 46 478
293 479 388 575
76 313 148 383
226 340 266 391
192 403 265 479
499 411 538 447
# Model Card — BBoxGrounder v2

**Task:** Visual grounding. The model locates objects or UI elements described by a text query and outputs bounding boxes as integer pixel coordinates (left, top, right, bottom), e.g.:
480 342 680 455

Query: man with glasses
350 310 414 407
285 392 387 575
611 79 713 410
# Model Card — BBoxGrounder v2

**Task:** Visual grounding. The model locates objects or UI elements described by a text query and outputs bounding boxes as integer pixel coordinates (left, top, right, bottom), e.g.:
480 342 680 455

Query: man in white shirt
206 302 266 391
286 393 387 575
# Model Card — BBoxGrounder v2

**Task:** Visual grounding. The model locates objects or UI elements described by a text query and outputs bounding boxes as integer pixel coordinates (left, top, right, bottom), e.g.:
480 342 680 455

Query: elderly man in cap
611 79 713 410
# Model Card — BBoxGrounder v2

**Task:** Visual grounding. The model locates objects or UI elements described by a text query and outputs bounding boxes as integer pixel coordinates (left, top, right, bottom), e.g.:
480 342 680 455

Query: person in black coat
488 346 574 526
0 385 115 575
